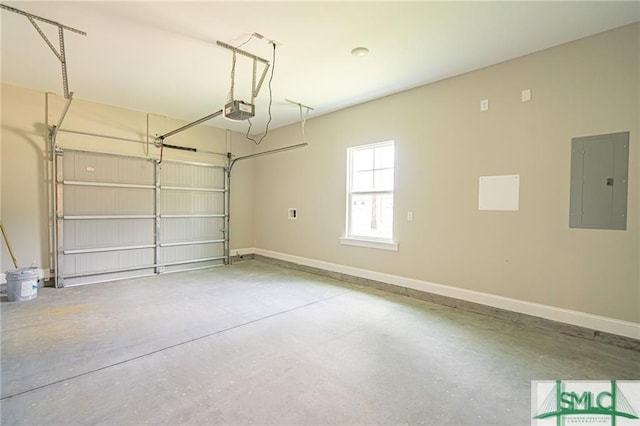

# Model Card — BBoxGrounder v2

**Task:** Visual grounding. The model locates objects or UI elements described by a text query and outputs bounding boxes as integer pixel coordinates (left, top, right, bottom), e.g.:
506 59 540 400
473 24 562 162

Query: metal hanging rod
159 186 226 193
50 93 74 142
156 110 223 141
225 102 312 170
59 128 148 145
160 214 226 219
216 40 269 64
229 143 308 170
159 240 225 248
57 128 227 157
285 99 314 112
0 4 87 35
63 215 156 220
217 40 271 103
1 4 87 99
285 99 314 143
63 244 155 255
63 181 155 190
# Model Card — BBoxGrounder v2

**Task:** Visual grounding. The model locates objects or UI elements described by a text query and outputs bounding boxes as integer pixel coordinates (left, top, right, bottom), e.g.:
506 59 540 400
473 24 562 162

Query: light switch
480 99 489 111
407 211 413 221
521 89 532 102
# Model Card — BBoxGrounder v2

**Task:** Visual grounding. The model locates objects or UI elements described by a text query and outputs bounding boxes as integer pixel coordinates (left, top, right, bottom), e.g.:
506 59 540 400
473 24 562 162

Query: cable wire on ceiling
228 50 237 104
227 34 257 103
246 42 276 145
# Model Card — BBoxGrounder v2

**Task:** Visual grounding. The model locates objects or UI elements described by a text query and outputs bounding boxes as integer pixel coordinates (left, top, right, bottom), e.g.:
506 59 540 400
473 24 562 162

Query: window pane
352 170 373 192
349 193 393 239
352 149 373 172
374 169 394 191
374 145 394 169
347 141 395 242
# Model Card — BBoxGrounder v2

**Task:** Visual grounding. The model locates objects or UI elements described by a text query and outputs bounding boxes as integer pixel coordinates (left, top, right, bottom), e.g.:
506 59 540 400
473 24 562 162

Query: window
342 141 397 250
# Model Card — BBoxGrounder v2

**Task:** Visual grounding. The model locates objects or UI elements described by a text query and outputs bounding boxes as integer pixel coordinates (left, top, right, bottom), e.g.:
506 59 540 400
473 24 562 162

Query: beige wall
252 24 640 323
1 85 49 273
1 85 255 273
1 24 637 326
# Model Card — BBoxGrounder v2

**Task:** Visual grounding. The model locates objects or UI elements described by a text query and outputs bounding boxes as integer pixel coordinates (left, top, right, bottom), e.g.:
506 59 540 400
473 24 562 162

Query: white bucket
6 267 39 302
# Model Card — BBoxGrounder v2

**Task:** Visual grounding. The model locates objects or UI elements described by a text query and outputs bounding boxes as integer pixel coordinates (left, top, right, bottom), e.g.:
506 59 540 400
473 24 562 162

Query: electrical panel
569 132 629 230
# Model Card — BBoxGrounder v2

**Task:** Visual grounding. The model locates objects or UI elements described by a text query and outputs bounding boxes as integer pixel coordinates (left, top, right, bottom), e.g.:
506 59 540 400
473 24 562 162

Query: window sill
339 237 398 251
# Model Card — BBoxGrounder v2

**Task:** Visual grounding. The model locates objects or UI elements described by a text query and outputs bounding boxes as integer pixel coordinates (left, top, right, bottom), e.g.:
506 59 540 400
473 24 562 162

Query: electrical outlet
407 211 413 221
480 99 489 111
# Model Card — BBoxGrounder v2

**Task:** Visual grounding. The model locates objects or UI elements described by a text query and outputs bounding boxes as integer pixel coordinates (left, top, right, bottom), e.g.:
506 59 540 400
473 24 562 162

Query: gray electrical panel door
569 132 629 230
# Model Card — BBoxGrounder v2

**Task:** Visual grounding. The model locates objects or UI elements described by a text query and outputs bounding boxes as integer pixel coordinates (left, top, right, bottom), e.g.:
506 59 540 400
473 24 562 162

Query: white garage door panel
64 219 155 250
64 151 154 184
160 162 224 188
156 161 226 275
162 260 222 274
63 248 155 276
63 269 156 287
160 190 224 215
64 187 155 215
56 150 227 287
160 243 224 263
161 217 224 243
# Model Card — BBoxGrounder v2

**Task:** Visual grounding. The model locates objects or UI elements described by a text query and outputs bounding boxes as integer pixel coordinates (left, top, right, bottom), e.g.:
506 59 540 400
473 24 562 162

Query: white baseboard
5 251 636 340
239 247 639 340
231 248 258 258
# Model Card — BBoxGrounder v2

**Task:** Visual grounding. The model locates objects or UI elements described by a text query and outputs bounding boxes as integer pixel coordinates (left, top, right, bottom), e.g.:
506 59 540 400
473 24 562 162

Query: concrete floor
1 260 638 425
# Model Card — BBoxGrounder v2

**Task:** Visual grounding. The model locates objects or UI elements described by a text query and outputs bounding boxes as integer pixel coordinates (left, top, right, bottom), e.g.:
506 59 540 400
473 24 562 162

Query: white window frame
340 141 398 251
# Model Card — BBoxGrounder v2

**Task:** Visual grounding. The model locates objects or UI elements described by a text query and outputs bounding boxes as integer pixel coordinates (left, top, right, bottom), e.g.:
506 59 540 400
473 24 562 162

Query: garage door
157 161 226 274
56 150 226 287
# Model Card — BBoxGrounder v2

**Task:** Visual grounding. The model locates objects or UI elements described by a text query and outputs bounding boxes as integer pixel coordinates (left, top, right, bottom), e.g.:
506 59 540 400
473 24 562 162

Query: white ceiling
2 1 639 134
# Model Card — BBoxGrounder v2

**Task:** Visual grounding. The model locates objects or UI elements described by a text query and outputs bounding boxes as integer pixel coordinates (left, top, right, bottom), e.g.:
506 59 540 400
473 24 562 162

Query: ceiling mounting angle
217 40 271 105
251 32 282 47
285 99 314 143
0 4 87 99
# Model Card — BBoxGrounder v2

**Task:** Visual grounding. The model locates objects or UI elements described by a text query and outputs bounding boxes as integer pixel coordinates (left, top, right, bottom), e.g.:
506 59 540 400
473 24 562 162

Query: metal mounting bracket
285 99 314 143
49 92 75 146
154 109 224 144
217 40 270 104
229 143 308 172
0 4 87 99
